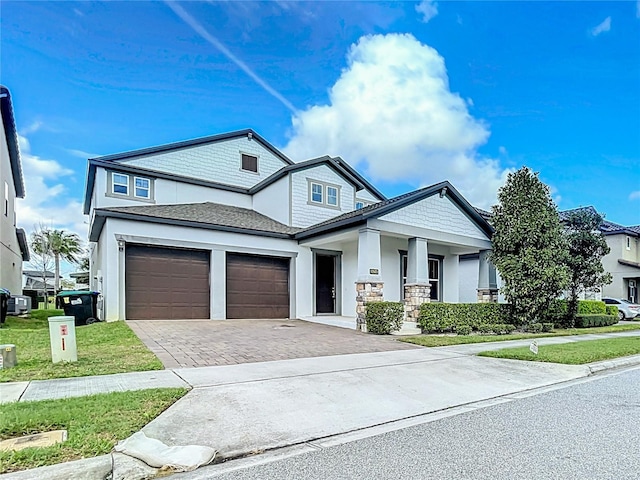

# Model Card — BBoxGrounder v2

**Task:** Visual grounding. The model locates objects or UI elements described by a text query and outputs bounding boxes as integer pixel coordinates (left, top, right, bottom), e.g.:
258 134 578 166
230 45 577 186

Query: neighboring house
70 271 90 290
84 129 496 326
594 215 639 303
0 86 29 294
22 270 57 295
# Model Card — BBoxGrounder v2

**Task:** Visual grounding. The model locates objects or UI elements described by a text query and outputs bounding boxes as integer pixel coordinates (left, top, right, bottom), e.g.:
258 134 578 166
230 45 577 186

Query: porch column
404 237 431 322
355 228 383 330
477 250 498 303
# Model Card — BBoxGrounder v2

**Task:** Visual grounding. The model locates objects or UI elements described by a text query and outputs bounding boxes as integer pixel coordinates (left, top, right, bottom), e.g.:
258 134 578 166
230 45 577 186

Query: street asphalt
177 366 640 480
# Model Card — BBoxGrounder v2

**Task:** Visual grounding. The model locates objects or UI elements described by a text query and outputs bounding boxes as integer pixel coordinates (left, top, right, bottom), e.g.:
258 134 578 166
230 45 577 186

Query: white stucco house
84 129 496 327
0 86 29 295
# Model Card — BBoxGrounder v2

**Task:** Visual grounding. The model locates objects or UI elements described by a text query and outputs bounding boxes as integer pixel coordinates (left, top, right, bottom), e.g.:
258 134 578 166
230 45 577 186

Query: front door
315 254 336 314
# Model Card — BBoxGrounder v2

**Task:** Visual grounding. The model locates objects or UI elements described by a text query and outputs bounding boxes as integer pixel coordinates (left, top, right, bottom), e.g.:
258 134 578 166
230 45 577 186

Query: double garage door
125 245 289 320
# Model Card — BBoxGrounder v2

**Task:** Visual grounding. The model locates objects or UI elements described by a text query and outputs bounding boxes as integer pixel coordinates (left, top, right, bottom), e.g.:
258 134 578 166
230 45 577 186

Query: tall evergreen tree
489 167 570 325
564 208 612 325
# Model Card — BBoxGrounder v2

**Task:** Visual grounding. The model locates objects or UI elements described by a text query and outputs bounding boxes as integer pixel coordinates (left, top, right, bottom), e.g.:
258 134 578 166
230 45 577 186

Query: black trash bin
56 291 101 326
0 288 10 326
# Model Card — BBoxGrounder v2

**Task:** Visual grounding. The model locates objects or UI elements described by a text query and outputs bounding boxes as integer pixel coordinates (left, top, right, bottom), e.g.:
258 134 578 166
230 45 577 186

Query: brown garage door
226 253 290 319
126 245 210 320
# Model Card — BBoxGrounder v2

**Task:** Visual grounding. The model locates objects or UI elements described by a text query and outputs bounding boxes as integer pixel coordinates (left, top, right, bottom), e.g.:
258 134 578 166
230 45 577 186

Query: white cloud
629 191 640 201
16 134 88 249
590 16 611 36
283 33 512 208
66 148 101 159
416 0 438 23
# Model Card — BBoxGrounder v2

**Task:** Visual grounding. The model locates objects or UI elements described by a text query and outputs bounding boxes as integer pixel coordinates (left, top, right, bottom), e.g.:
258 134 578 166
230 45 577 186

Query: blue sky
2 1 639 274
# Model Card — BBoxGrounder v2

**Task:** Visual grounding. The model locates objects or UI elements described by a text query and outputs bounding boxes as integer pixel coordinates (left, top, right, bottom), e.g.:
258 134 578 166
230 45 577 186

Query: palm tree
31 228 83 293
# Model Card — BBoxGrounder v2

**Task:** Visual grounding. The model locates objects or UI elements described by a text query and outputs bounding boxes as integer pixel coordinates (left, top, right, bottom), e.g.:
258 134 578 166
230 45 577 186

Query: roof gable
296 181 493 240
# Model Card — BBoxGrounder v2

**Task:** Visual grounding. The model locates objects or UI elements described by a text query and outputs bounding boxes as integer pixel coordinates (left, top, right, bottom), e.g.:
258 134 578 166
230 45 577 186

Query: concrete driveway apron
127 319 418 368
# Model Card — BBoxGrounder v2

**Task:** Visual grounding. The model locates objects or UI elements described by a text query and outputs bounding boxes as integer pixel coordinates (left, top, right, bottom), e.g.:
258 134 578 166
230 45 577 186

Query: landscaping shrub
365 302 404 335
418 303 512 333
605 305 618 316
456 325 472 336
478 324 494 334
574 314 617 328
542 323 554 333
578 300 607 315
527 323 543 333
491 324 516 335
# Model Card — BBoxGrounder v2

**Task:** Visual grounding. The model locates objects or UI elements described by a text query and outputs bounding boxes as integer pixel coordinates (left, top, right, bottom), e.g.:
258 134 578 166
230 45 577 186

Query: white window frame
134 176 150 199
326 186 338 206
112 173 129 196
310 182 323 204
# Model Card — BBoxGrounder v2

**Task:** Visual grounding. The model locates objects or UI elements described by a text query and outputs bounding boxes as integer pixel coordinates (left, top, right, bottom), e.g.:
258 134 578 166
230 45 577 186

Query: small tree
29 226 56 309
564 208 612 326
489 167 570 325
31 227 83 293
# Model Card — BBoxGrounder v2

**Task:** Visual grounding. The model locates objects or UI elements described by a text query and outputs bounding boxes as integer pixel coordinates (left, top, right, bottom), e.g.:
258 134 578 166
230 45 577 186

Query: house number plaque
369 268 379 275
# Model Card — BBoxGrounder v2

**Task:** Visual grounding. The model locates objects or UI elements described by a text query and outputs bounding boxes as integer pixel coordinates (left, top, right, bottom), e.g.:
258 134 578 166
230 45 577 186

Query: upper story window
327 186 338 206
241 153 258 173
134 177 150 199
4 181 8 216
308 179 341 209
627 236 631 250
355 201 365 210
107 171 154 203
311 183 323 203
112 173 129 195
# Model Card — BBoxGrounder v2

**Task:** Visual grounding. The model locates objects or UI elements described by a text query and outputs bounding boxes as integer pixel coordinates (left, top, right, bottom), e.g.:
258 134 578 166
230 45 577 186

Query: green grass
0 388 187 473
399 323 640 347
478 337 640 364
0 311 163 382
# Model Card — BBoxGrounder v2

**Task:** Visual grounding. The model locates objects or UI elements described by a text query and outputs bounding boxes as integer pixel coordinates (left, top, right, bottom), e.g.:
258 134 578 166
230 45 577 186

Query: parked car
603 297 640 321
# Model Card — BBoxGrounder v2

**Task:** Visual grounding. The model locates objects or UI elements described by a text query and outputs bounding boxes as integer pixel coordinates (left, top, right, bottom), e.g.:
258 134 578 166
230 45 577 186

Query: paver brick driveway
127 319 419 368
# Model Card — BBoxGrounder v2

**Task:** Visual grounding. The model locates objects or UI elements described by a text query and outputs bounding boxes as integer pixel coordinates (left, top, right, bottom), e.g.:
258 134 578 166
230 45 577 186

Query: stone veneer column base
477 288 499 303
404 283 431 321
356 282 384 331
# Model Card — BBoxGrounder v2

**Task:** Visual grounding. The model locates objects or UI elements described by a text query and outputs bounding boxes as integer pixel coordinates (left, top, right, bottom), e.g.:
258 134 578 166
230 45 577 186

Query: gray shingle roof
95 202 301 237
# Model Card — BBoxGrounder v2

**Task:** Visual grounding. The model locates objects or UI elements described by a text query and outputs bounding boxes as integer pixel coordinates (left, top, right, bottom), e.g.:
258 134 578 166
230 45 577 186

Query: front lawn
399 323 640 347
0 388 187 473
0 311 162 382
478 337 640 364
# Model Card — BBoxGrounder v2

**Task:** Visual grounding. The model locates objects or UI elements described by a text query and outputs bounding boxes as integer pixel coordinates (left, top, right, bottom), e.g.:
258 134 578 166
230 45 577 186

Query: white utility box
48 316 77 363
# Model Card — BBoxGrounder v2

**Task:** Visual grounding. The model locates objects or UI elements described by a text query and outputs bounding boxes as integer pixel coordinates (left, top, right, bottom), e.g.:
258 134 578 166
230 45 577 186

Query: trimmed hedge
605 305 618 316
578 300 607 315
418 303 513 333
574 314 617 328
548 299 609 326
365 302 404 335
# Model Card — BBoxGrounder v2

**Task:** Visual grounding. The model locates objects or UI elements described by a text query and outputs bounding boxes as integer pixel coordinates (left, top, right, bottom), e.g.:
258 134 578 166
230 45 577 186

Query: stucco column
477 249 498 303
404 237 430 321
355 228 383 331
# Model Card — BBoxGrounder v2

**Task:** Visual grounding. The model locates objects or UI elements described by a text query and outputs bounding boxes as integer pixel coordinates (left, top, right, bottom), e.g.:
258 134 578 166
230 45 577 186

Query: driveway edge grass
0 387 188 473
478 337 640 365
398 323 640 347
0 313 163 383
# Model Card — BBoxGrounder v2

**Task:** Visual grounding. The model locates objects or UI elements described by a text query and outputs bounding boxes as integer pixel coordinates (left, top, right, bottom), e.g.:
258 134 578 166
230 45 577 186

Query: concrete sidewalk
2 330 640 480
2 329 640 404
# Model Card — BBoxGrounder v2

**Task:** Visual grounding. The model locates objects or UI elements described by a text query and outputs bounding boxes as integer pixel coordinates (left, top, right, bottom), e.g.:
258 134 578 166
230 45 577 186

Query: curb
587 353 640 374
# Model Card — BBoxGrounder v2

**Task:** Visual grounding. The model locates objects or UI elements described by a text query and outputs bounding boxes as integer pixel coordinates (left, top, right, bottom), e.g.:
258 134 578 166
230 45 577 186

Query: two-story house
600 219 640 303
0 86 29 295
84 129 496 328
